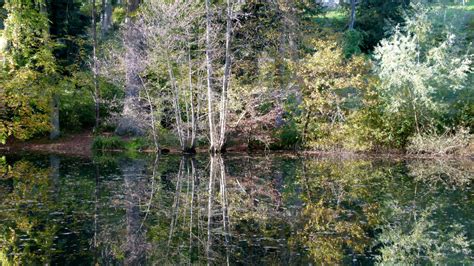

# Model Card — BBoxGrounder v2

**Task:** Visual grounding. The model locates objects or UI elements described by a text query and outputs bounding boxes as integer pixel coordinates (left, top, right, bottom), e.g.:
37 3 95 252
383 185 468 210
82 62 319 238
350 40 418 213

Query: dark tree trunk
101 0 112 36
41 1 60 140
50 94 60 140
349 0 356 30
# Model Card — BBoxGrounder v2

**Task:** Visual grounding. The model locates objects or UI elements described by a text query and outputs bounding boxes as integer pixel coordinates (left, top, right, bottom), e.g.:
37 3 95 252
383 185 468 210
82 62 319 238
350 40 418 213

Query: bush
92 136 126 151
407 128 472 155
57 72 124 133
126 137 152 151
158 127 181 148
342 29 363 58
271 122 301 150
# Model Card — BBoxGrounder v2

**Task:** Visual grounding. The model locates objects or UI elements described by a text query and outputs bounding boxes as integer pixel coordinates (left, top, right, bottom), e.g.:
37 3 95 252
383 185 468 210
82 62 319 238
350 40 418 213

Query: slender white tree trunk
92 0 100 130
218 0 233 151
138 76 160 152
167 59 185 149
188 46 197 152
205 0 216 153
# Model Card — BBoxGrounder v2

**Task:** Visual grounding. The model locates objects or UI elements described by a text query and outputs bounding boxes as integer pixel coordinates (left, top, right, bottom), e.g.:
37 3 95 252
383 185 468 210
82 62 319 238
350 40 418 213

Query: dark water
0 153 472 265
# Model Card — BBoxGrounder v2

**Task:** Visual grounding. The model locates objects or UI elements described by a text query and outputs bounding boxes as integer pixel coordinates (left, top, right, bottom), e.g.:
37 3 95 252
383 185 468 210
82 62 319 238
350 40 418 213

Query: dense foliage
0 0 472 154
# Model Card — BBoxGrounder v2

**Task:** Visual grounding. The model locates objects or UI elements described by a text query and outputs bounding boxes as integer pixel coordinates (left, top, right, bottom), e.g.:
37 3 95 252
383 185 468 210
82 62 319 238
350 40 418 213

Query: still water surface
0 153 473 265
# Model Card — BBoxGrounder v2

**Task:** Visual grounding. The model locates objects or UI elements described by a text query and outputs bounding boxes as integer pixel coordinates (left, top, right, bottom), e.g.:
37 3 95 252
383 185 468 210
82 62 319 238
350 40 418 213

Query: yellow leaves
297 201 371 264
1 69 52 141
298 38 370 99
295 36 377 149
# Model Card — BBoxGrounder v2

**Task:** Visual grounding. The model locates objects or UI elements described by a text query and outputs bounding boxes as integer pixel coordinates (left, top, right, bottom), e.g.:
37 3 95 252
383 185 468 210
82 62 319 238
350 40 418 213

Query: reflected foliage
0 154 472 264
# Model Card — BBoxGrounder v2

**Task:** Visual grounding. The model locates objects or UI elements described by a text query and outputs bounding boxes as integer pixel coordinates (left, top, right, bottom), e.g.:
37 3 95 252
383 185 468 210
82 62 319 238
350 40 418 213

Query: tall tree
1 0 58 142
205 0 233 153
349 0 356 30
356 0 410 51
205 0 215 152
101 0 112 36
115 0 145 136
140 0 204 153
91 0 100 130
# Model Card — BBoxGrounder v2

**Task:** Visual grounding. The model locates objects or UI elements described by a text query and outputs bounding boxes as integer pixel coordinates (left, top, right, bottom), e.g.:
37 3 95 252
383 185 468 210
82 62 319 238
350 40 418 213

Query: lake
0 152 472 265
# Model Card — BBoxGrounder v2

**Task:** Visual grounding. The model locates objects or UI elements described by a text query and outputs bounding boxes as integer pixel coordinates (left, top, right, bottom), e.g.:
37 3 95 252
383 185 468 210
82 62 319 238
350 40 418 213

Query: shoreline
1 132 472 160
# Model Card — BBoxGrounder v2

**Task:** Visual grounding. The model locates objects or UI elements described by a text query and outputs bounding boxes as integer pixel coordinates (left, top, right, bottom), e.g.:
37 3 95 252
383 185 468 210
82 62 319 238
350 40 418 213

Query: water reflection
0 154 472 264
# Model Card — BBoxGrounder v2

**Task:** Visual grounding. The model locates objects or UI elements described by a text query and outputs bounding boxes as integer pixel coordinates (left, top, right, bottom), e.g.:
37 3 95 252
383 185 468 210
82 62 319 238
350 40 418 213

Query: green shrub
59 72 124 133
271 121 301 150
158 128 180 147
92 136 126 151
342 29 363 58
126 137 152 151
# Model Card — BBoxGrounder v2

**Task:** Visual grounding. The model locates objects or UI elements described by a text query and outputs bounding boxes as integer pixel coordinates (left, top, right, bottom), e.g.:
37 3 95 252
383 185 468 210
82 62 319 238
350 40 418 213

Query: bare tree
206 0 235 153
115 0 146 136
98 2 164 151
92 0 100 130
141 1 204 153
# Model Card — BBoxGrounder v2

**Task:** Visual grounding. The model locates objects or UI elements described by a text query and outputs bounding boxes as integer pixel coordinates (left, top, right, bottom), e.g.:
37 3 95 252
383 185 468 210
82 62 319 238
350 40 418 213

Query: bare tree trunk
139 76 160 152
167 59 185 150
188 46 197 153
205 0 233 153
349 0 356 30
217 0 233 152
92 0 100 131
205 0 216 153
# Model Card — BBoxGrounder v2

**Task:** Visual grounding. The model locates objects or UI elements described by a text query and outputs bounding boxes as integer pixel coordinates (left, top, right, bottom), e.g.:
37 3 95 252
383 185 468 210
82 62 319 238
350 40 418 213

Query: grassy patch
92 136 154 153
92 136 126 151
126 137 152 151
313 8 348 30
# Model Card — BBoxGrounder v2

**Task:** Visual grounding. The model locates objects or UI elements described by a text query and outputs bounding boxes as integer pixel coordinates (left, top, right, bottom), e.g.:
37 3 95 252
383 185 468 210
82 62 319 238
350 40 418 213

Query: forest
0 1 473 264
1 0 473 155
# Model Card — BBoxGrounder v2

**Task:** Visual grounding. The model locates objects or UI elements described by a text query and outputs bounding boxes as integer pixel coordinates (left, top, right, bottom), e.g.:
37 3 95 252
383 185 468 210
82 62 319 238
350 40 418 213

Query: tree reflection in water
0 154 472 264
154 155 233 264
292 158 473 264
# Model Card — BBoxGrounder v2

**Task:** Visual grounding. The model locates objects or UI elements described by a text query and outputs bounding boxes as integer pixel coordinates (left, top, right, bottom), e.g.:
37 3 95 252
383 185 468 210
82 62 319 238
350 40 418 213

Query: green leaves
3 0 55 72
373 3 472 136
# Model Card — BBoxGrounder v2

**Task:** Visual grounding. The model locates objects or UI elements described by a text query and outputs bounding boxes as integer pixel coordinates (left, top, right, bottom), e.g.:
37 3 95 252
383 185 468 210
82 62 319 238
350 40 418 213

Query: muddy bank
1 132 94 157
